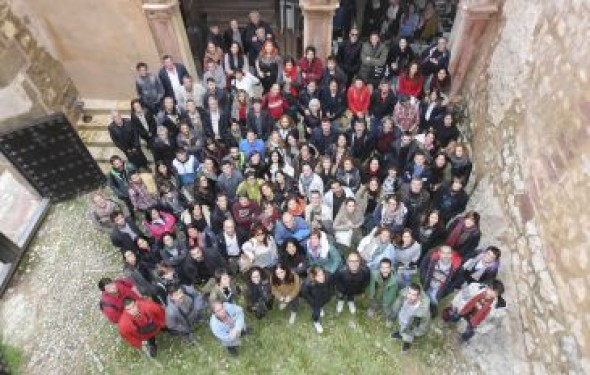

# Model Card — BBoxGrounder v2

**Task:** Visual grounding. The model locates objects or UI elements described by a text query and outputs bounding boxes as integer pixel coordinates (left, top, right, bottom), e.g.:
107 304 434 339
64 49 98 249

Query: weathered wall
10 0 161 101
0 1 79 126
463 0 590 373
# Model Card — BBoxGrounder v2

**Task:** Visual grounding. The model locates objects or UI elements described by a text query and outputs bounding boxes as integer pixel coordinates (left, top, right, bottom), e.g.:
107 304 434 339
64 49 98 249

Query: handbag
372 65 385 80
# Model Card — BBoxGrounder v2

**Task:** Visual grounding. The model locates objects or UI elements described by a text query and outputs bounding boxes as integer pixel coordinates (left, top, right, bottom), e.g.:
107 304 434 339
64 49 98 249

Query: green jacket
392 287 431 338
107 162 136 198
366 270 398 308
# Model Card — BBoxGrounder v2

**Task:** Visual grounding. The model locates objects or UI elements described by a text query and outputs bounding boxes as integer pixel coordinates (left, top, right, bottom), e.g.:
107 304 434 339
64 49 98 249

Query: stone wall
0 0 79 126
9 0 161 101
463 0 589 373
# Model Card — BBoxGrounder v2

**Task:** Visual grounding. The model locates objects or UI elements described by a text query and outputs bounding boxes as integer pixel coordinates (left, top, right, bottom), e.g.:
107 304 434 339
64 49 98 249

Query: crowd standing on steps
95 1 505 359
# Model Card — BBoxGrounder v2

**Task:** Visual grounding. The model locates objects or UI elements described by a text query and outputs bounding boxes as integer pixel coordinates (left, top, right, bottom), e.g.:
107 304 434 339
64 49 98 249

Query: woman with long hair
395 228 422 287
315 156 336 191
414 209 446 259
225 41 249 84
256 40 282 94
271 263 302 324
300 266 335 334
244 266 273 319
445 211 482 259
398 61 425 100
230 89 250 127
329 133 351 171
279 238 308 277
241 224 279 271
267 149 295 180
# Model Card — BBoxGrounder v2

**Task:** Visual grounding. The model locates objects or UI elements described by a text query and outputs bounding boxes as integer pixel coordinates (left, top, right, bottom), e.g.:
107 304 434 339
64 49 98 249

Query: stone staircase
76 101 152 173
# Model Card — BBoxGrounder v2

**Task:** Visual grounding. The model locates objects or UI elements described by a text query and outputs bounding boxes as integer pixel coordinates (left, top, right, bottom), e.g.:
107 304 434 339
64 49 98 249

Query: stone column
299 0 339 60
448 0 499 97
142 0 196 75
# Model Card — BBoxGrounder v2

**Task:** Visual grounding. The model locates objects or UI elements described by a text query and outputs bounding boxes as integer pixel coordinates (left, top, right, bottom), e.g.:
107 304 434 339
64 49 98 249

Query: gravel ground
0 182 528 374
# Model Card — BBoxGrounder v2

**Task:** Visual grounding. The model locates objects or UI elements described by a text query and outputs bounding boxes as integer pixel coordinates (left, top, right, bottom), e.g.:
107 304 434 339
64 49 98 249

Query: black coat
349 131 375 163
151 137 176 167
246 110 274 140
446 218 481 259
301 273 335 308
203 109 231 141
244 21 273 52
311 128 339 156
223 27 245 51
433 183 468 223
419 102 445 133
158 63 189 100
130 110 158 141
369 90 397 120
110 218 142 252
178 247 228 285
334 265 371 296
214 231 247 259
320 89 347 121
336 40 362 78
109 119 140 152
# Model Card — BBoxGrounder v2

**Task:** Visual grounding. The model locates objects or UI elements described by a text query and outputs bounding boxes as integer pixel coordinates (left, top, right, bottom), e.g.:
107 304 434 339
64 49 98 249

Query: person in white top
177 75 206 110
233 70 260 98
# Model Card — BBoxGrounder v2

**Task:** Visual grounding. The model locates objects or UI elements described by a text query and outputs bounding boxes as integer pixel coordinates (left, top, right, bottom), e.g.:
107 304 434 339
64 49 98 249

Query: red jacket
298 57 324 86
347 85 371 115
398 74 425 98
459 291 495 327
100 278 141 324
118 299 166 348
263 93 288 120
144 211 176 241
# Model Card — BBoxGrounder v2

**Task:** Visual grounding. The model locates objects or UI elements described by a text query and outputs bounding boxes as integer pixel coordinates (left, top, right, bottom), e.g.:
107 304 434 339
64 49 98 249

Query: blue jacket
239 139 266 159
209 302 246 347
274 217 311 246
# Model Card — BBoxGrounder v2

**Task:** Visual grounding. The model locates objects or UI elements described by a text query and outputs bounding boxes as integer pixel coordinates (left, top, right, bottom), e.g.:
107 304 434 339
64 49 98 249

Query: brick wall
463 0 590 373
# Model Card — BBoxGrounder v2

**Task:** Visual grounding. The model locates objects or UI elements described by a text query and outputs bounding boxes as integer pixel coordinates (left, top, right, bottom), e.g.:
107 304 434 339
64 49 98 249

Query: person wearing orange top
347 77 371 119
117 297 166 358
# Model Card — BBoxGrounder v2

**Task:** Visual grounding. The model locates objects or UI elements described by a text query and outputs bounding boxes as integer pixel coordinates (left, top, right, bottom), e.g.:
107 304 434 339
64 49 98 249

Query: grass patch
0 340 25 374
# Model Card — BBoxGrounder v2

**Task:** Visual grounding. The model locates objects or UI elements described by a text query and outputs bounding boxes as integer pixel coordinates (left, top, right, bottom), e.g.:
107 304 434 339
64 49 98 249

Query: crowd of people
94 2 506 360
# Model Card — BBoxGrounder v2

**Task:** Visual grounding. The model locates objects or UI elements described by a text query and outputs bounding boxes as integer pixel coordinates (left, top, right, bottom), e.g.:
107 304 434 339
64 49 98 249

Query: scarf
300 173 314 195
450 154 470 169
446 218 478 248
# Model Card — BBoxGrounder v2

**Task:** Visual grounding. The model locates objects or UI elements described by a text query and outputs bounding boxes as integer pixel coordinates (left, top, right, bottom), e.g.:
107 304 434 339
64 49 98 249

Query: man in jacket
320 55 347 92
432 177 469 223
118 297 166 358
399 177 431 230
239 130 265 159
369 80 397 123
391 283 431 352
337 28 362 85
246 98 274 141
178 246 228 289
311 118 339 156
217 161 244 201
109 210 142 253
165 284 207 340
213 219 247 273
274 212 311 246
107 155 137 215
158 54 189 102
419 245 462 317
359 32 388 88
335 251 371 315
420 37 451 76
203 96 230 142
367 258 399 326
349 119 375 164
209 300 249 356
135 62 164 115
98 277 140 324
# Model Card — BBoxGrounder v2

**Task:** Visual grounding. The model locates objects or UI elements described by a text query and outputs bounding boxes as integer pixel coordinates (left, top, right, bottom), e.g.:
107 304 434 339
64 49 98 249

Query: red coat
144 211 176 241
263 93 288 120
118 299 166 348
298 57 324 85
459 291 495 327
398 74 425 98
100 278 141 324
347 85 371 115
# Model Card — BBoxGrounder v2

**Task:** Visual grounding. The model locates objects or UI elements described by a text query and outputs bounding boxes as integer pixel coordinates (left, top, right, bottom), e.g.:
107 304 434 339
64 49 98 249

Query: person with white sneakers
301 266 334 334
334 251 371 315
270 263 301 325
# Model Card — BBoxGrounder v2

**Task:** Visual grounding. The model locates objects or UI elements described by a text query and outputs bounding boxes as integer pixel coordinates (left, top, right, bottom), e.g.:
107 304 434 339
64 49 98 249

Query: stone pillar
448 0 499 97
299 0 339 60
142 0 196 75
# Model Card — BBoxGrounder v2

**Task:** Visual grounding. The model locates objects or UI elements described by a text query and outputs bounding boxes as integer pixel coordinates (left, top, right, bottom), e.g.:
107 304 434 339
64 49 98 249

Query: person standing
337 28 362 85
334 252 371 315
158 54 189 103
209 300 250 357
165 285 207 341
270 264 302 324
98 277 140 324
108 110 149 170
135 62 164 115
390 283 431 352
367 258 399 326
301 266 335 334
118 297 166 358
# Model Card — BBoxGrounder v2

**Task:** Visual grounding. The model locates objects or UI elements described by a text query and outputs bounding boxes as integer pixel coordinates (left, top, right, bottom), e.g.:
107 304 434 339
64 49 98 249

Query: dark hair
145 207 162 222
109 210 124 222
130 98 142 111
162 54 172 61
486 246 502 259
250 224 269 246
345 197 356 205
326 54 336 62
464 211 481 226
379 258 392 267
408 283 422 293
489 279 505 295
271 263 296 286
307 266 325 283
214 268 229 284
304 45 316 55
167 284 181 295
109 155 122 164
246 266 267 284
136 62 147 70
98 277 112 291
206 77 216 84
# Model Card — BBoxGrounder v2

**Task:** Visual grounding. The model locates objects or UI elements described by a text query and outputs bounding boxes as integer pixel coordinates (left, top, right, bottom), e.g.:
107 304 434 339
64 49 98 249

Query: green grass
0 339 25 374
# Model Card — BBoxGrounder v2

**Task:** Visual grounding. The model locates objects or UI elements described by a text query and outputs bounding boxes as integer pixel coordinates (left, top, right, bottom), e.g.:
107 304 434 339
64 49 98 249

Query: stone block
538 270 559 305
0 41 26 86
1 19 16 39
